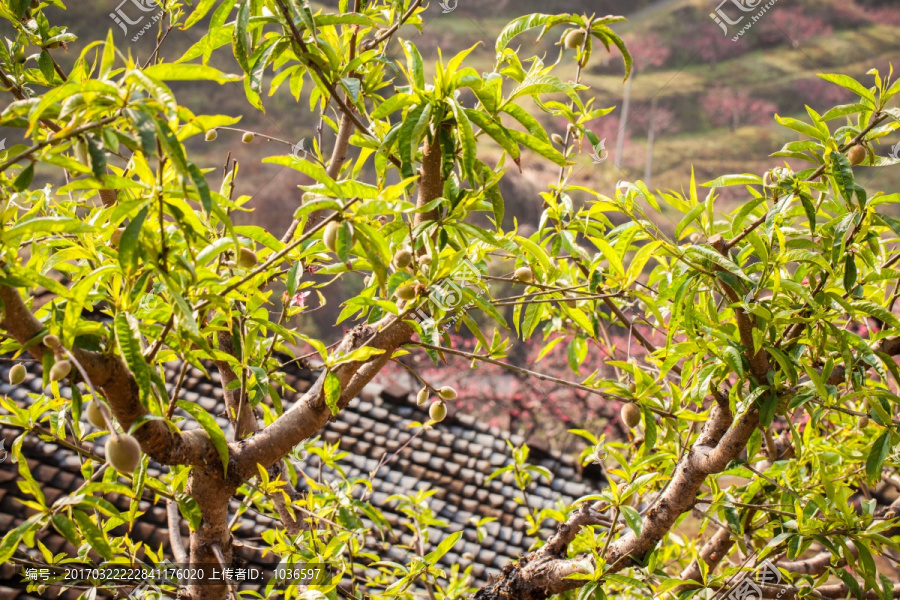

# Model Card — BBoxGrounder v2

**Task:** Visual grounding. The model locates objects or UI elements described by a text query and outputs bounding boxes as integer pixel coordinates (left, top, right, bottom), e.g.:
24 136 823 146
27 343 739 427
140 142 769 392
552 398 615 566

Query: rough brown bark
415 131 443 228
0 285 211 466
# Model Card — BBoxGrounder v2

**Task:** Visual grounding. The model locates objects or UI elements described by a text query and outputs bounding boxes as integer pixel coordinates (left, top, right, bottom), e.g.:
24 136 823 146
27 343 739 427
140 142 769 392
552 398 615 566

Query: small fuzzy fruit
106 434 142 474
564 28 587 50
394 248 413 269
429 401 447 423
416 387 429 406
242 132 255 144
396 283 416 301
689 233 702 244
419 253 432 266
551 133 565 146
110 227 125 248
515 266 534 283
848 144 866 166
13 49 25 64
323 221 340 252
9 363 26 385
85 400 110 429
858 415 869 429
627 382 637 395
238 247 258 269
438 386 457 401
621 402 641 428
43 334 60 349
205 129 218 142
49 360 72 382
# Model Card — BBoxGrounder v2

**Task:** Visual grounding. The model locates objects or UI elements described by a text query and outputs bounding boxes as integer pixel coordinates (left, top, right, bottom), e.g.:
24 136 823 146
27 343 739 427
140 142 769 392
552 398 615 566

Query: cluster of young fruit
392 247 433 301
7 335 142 473
415 385 457 423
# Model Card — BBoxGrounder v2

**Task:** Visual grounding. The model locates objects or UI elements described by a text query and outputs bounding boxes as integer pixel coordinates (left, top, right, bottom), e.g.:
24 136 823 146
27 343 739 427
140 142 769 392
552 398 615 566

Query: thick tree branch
0 285 211 466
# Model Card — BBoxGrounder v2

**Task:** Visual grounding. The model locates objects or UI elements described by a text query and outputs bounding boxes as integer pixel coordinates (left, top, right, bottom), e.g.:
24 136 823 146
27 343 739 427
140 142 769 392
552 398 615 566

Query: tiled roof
0 360 604 598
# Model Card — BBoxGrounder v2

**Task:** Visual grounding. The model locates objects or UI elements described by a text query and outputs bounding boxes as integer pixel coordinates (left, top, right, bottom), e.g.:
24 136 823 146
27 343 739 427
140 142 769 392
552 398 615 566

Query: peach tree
1 1 900 600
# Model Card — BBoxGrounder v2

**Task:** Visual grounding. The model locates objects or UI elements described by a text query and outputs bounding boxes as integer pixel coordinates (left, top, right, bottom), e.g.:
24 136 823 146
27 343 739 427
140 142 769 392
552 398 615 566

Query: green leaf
685 245 750 281
852 301 900 329
2 216 94 243
832 152 856 206
115 312 150 404
143 64 240 83
324 371 341 417
507 129 567 166
286 262 302 296
63 266 114 348
866 431 891 484
0 517 39 564
73 510 112 560
50 514 80 548
183 0 218 29
495 13 572 53
424 531 463 564
178 400 230 475
187 162 213 216
118 207 149 277
12 163 34 192
620 505 642 536
818 73 876 104
702 174 763 188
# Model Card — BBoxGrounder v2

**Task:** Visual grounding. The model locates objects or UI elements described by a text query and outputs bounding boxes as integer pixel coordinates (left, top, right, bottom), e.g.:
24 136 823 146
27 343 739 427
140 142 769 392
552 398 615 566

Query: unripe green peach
848 144 866 166
416 386 429 406
564 28 587 50
205 129 218 142
85 400 110 429
419 253 432 266
9 363 26 385
242 132 255 144
43 334 60 349
515 266 534 283
621 402 641 428
323 221 340 252
396 283 416 301
858 415 869 429
49 359 71 382
106 434 142 474
438 386 457 401
394 248 413 269
551 133 565 146
689 233 702 244
238 247 258 269
429 401 447 423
